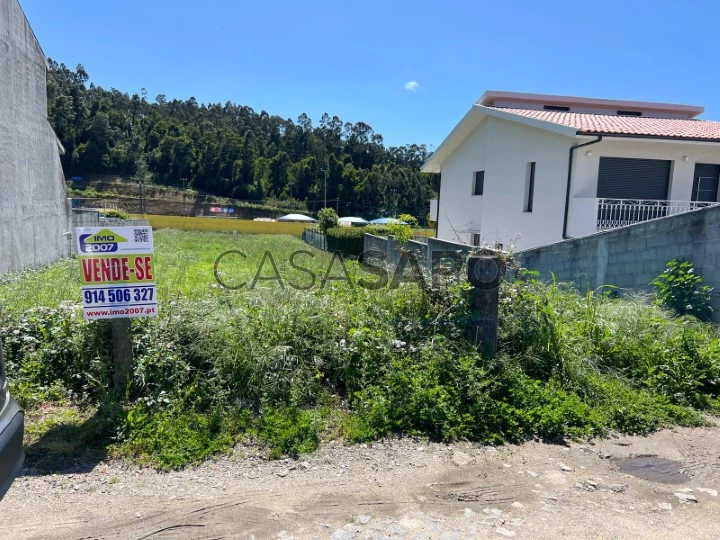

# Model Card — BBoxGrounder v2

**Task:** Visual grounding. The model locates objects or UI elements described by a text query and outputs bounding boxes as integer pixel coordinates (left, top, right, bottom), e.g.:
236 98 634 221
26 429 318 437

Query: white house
422 91 720 250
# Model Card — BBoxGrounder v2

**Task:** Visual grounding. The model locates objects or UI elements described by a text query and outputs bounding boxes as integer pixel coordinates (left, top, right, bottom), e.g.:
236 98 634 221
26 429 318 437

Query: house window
472 233 482 246
524 162 535 212
543 105 570 112
473 171 484 195
617 110 642 116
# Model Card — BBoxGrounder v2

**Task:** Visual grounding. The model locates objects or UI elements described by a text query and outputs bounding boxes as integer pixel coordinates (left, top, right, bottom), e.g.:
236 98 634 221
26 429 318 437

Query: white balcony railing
596 198 720 229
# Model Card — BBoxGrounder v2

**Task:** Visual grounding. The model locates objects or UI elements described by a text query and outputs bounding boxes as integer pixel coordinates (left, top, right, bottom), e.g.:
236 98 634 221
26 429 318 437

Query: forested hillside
47 61 436 218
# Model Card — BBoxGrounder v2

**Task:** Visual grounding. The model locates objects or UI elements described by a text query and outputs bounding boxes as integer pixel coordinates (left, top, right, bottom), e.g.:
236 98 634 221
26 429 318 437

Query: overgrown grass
0 259 80 312
153 229 337 300
2 231 718 470
499 277 720 411
0 230 334 310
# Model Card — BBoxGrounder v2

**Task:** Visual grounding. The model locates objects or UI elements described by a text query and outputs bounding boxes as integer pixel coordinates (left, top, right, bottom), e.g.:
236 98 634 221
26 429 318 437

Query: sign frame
75 226 158 321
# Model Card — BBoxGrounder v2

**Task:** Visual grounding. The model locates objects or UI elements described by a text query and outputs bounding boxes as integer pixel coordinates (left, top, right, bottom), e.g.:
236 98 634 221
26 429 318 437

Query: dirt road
3 426 720 539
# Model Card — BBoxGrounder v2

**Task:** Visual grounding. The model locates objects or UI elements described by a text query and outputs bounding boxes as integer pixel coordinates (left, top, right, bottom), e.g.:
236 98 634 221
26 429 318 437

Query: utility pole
138 179 145 214
182 177 187 216
320 168 328 209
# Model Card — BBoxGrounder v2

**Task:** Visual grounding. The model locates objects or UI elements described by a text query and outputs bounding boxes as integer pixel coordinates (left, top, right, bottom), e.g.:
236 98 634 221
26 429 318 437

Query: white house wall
436 118 489 243
437 116 573 250
437 119 720 250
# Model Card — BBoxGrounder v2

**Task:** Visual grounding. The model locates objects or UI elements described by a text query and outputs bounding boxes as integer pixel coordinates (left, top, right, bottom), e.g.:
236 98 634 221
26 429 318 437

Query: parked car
0 305 24 500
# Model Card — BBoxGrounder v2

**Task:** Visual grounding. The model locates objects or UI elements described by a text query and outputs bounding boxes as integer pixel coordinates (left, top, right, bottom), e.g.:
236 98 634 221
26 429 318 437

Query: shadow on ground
21 401 124 476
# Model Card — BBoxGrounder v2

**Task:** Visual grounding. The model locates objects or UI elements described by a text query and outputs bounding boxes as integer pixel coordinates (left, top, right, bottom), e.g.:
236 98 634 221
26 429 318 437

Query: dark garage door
596 157 671 200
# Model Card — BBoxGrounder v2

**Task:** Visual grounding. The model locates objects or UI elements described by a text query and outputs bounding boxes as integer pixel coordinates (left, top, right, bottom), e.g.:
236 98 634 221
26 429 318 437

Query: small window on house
472 233 482 247
543 105 570 112
473 171 484 195
617 110 642 116
524 162 535 212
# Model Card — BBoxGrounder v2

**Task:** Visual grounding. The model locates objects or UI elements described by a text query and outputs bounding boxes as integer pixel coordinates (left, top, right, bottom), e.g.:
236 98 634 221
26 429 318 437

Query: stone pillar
466 255 504 357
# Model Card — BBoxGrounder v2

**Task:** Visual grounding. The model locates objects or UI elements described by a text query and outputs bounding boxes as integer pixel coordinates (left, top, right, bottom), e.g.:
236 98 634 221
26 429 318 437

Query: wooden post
466 255 503 357
111 318 132 391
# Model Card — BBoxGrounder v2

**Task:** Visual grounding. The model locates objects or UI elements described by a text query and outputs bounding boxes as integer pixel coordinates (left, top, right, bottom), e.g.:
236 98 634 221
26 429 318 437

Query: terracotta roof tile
492 107 720 141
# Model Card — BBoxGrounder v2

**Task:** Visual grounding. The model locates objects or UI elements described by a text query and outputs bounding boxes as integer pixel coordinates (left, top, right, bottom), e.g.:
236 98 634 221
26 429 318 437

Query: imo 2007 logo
78 228 128 254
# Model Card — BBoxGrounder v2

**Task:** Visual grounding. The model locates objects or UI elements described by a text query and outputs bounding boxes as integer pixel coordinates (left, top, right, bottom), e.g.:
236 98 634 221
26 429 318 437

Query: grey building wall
1 0 71 274
517 205 720 317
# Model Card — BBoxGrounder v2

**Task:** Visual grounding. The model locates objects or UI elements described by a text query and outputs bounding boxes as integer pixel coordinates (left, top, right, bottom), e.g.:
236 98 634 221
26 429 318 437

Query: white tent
277 213 317 223
338 216 369 226
369 217 406 225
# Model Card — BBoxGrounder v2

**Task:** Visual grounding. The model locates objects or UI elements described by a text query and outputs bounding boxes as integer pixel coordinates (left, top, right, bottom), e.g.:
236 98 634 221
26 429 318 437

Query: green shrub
571 373 704 433
385 223 413 243
117 403 321 467
348 340 611 443
321 225 408 257
1 307 112 406
652 258 713 321
351 345 487 441
365 225 392 237
317 207 339 232
102 209 130 220
325 225 391 239
321 226 393 257
499 275 720 410
258 406 320 458
325 227 366 258
117 403 252 469
398 213 419 228
325 227 365 240
347 345 698 444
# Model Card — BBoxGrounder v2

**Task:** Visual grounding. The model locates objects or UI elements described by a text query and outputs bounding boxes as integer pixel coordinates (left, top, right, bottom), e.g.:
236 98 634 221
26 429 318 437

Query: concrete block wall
71 209 102 228
517 205 720 317
364 234 426 269
364 234 393 261
364 234 474 272
0 0 71 274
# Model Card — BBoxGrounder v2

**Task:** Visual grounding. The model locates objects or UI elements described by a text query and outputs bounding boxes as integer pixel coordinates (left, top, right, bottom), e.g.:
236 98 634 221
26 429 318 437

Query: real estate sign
75 226 158 320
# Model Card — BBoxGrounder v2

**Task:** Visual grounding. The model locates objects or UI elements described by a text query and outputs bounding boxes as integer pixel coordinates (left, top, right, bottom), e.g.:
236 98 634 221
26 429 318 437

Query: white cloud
404 81 420 92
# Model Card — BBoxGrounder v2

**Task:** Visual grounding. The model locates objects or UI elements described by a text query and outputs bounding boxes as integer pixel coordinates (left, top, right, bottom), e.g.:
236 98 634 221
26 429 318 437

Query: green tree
46 60 436 221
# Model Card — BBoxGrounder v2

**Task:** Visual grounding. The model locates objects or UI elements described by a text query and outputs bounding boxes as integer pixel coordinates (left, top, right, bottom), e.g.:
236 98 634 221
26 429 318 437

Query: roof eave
421 105 578 173
480 105 578 138
578 131 720 144
479 90 705 118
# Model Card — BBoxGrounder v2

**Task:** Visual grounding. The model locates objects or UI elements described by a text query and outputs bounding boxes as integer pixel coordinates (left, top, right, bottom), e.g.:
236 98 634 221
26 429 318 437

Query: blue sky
21 0 720 149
